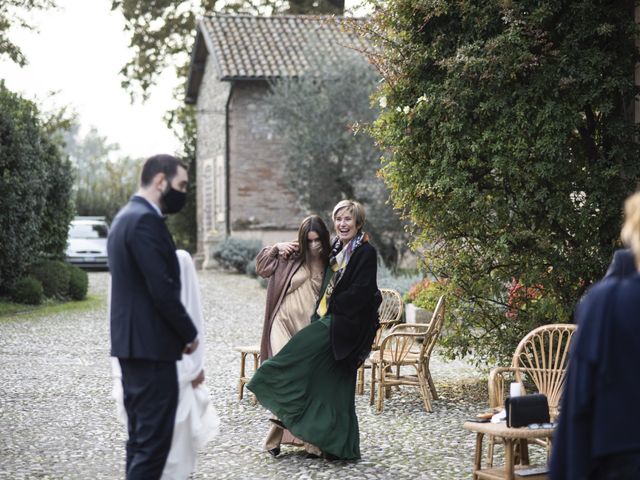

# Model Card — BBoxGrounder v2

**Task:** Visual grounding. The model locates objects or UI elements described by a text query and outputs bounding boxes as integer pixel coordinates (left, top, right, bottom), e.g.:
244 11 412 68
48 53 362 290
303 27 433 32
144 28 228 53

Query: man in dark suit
603 248 636 279
108 154 199 479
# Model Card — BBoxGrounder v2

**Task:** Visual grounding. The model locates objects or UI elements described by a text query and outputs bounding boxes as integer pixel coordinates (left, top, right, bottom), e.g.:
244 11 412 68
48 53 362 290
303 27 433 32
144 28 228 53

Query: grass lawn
0 295 104 321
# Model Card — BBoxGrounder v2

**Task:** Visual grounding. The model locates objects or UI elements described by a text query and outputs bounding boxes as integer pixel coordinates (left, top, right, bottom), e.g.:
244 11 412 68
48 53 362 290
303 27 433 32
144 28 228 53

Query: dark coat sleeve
604 249 636 279
329 244 381 368
129 214 197 345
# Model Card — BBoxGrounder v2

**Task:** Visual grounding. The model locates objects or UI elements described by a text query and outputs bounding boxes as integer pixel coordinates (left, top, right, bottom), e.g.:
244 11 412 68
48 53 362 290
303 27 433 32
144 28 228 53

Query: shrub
245 258 258 278
404 278 449 311
67 264 89 300
211 238 263 273
11 277 43 305
29 260 70 298
377 263 422 298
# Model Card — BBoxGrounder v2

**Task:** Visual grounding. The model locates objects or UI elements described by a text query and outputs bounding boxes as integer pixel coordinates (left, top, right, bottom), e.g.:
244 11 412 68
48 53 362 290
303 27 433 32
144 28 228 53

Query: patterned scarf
316 231 369 317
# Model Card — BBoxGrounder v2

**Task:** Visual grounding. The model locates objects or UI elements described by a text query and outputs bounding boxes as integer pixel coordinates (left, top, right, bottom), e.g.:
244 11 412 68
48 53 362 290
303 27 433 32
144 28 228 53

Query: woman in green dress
247 200 381 460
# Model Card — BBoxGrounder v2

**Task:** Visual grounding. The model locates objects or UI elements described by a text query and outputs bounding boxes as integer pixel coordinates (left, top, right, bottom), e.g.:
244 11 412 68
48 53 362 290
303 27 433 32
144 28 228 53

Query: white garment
111 249 220 480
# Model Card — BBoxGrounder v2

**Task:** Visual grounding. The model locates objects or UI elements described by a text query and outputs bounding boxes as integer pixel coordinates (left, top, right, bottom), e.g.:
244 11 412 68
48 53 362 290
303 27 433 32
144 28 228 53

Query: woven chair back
373 288 404 347
419 295 446 359
381 328 426 365
512 323 577 417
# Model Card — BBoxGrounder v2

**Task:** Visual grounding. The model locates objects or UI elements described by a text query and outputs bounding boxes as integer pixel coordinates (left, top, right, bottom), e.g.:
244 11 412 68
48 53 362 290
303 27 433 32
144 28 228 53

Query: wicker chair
356 288 404 395
485 323 577 466
369 295 445 413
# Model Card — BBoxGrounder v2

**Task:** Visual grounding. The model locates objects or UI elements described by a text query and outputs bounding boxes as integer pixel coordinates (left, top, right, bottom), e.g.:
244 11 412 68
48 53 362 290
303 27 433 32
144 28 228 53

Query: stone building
185 14 368 267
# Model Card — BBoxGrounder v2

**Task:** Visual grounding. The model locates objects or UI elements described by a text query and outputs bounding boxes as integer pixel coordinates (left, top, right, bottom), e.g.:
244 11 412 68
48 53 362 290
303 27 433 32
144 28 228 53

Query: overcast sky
1 0 182 160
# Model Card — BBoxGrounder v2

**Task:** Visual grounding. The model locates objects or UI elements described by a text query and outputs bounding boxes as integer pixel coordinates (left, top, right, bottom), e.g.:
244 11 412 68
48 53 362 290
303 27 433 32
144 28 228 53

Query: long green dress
246 314 360 460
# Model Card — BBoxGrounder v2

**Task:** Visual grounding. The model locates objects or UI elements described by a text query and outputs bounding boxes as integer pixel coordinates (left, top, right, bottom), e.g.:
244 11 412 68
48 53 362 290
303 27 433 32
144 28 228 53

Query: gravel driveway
0 270 492 479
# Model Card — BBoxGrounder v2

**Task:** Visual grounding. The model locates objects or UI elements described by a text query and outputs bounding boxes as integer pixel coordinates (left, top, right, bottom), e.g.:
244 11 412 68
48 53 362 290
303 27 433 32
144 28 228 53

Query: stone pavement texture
0 271 498 479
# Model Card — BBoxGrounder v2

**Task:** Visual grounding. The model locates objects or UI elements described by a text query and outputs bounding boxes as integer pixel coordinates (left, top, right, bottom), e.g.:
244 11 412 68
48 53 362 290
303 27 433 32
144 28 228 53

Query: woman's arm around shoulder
255 242 300 278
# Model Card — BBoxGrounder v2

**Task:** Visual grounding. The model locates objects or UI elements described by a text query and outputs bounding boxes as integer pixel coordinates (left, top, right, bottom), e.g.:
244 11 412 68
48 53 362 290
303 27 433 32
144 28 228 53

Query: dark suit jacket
108 196 197 362
604 248 636 279
324 242 382 372
551 276 640 479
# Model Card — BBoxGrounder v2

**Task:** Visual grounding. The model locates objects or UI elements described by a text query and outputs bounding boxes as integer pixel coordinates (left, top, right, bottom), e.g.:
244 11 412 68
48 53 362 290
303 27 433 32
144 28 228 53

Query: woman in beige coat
255 215 331 457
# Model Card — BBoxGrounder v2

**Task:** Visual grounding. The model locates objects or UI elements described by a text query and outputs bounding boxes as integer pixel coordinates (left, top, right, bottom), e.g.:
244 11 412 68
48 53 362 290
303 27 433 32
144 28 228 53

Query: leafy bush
245 258 258 278
368 0 640 364
29 260 70 299
403 278 449 311
11 277 43 305
377 263 422 297
211 238 263 273
0 82 74 293
67 264 89 300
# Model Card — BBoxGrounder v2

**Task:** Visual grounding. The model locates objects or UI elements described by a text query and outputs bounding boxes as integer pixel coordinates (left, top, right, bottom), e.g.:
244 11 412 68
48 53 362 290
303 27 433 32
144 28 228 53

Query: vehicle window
69 223 108 239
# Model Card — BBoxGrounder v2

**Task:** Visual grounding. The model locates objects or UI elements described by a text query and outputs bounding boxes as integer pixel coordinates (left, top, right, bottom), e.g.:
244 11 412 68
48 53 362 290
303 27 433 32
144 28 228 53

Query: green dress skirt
247 315 360 460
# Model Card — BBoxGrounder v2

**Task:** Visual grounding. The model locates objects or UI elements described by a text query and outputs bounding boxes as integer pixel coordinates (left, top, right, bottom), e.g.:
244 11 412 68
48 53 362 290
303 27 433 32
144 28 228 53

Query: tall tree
369 0 640 363
266 52 408 267
0 0 56 66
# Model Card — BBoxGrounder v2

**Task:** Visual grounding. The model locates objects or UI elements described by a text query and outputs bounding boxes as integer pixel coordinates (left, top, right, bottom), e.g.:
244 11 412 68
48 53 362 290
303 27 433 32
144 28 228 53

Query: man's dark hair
140 154 188 187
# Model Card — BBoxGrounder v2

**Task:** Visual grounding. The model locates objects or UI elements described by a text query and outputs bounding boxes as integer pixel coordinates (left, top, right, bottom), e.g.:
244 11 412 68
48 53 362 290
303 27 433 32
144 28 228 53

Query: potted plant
403 278 448 324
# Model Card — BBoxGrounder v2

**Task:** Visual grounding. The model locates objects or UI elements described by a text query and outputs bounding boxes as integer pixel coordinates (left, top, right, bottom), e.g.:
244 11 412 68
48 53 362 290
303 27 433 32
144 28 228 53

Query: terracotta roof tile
199 14 370 81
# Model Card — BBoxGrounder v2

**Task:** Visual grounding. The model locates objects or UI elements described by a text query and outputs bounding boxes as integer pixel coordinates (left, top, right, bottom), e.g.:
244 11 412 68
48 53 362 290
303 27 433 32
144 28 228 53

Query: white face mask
309 242 323 256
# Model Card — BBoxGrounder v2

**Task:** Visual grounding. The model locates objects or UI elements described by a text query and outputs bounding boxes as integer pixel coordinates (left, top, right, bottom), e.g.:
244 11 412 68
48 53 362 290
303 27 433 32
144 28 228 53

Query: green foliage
29 260 70 299
11 277 44 305
266 52 408 268
403 278 449 312
166 105 198 252
0 82 73 292
369 0 640 364
66 264 88 301
0 0 56 66
64 125 140 222
212 238 263 273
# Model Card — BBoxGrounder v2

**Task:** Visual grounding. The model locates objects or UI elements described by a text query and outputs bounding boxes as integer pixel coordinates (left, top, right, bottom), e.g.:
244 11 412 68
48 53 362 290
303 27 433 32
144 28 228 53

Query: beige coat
255 245 304 361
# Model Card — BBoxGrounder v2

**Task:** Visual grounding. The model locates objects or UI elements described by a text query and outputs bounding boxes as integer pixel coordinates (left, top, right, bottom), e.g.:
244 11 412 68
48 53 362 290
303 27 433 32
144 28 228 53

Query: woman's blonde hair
620 191 640 265
332 200 366 229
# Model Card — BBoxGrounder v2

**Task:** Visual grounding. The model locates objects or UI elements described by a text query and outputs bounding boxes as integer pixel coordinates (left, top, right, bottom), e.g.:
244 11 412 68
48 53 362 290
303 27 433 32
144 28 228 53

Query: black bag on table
505 393 550 428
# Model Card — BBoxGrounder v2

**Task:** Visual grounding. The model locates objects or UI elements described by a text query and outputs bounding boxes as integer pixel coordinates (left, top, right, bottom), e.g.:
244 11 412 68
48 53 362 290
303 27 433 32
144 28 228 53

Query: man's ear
153 172 167 191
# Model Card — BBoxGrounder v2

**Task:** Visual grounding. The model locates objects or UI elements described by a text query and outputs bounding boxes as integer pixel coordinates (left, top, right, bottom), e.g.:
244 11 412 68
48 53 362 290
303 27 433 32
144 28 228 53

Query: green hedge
67 264 89 300
212 238 263 274
29 260 70 299
11 277 43 305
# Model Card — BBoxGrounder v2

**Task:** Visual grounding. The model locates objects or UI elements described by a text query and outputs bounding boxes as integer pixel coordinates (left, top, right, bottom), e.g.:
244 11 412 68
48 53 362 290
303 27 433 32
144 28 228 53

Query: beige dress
270 265 323 355
265 264 323 454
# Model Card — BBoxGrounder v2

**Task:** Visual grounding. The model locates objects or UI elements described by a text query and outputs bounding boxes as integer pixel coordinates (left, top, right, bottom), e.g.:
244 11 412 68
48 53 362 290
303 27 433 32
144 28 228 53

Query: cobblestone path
0 271 491 479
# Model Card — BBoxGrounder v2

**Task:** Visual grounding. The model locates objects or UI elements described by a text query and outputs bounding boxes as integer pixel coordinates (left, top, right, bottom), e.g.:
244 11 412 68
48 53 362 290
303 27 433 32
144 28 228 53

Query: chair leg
369 362 377 406
356 364 364 395
238 352 247 400
486 437 495 468
417 366 432 413
376 367 385 413
251 353 259 405
424 361 438 400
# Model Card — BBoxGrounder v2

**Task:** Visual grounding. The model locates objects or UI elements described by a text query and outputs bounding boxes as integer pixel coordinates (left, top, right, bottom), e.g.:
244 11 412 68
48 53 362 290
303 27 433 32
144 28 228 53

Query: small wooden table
463 421 554 480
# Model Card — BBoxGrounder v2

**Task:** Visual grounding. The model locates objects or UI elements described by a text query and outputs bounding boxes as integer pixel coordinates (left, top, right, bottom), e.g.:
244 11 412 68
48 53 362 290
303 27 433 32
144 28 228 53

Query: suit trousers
119 359 178 480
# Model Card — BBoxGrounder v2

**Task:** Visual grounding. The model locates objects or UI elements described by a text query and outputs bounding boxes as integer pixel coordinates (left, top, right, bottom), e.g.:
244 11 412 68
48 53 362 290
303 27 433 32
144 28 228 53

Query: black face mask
160 185 187 214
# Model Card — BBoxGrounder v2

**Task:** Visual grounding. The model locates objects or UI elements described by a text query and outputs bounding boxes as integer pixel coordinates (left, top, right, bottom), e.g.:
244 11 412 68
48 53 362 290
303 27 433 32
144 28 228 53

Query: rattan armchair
485 323 577 467
369 295 445 413
356 288 404 395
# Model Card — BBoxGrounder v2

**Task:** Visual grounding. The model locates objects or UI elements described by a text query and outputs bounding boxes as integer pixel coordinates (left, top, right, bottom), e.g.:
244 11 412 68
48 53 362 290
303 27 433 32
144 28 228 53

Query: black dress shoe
268 418 286 429
304 452 321 459
268 447 281 457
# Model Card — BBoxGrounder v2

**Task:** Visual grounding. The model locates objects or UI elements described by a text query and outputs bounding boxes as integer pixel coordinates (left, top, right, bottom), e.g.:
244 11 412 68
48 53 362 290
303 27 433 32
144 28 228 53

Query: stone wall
195 55 231 266
228 81 303 233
